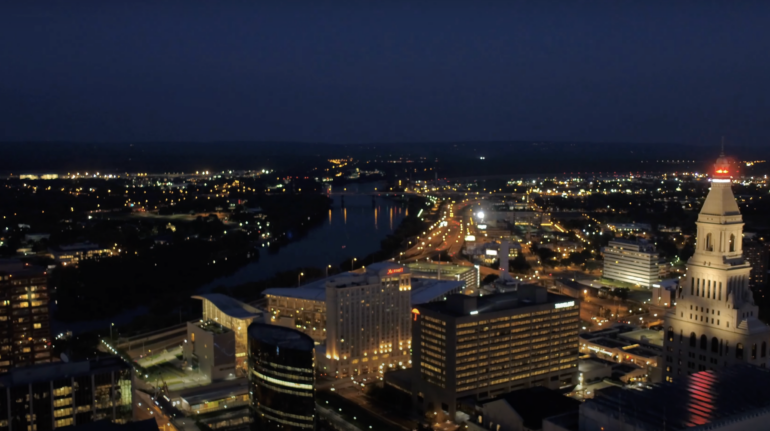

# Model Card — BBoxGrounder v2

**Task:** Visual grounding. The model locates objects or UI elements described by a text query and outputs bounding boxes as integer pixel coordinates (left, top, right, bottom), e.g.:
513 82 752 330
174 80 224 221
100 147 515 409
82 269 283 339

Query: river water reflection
205 184 407 288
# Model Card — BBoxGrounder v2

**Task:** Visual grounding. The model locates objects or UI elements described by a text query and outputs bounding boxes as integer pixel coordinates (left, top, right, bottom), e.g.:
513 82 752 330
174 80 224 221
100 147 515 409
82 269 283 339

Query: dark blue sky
1 1 769 145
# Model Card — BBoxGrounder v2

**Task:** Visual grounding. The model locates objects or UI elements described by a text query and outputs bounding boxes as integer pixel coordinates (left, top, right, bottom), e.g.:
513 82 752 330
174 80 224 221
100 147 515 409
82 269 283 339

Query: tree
510 254 531 274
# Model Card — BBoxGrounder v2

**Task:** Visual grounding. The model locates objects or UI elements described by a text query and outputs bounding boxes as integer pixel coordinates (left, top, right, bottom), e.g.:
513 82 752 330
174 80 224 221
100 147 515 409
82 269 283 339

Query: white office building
663 153 770 382
602 239 660 287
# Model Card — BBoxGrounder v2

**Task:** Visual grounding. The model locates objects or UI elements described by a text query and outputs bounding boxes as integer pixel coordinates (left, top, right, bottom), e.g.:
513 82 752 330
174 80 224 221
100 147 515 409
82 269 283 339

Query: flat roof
619 329 664 347
265 275 464 306
406 262 475 276
0 356 128 387
418 290 574 318
483 387 581 430
177 379 248 406
583 365 770 429
411 279 464 305
192 294 262 319
248 322 314 351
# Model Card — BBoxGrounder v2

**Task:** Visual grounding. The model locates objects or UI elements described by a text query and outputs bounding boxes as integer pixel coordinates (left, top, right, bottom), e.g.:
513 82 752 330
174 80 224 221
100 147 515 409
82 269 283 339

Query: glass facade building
248 323 315 431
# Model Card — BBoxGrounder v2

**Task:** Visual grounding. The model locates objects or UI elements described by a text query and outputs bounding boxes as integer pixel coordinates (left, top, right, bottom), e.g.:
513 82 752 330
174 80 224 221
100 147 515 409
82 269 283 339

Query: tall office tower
322 262 412 377
743 240 768 287
0 260 52 372
411 285 579 420
602 239 660 287
663 153 770 382
248 323 315 431
0 356 133 430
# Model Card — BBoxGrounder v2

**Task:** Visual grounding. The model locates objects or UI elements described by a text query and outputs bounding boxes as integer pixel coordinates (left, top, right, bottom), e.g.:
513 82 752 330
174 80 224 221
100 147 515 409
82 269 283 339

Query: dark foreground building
0 356 132 430
248 323 315 431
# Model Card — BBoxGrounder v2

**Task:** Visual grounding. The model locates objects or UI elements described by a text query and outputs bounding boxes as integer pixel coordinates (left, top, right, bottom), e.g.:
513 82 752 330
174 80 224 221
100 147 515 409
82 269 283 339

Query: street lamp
110 322 114 340
298 272 304 287
351 257 357 270
326 265 332 278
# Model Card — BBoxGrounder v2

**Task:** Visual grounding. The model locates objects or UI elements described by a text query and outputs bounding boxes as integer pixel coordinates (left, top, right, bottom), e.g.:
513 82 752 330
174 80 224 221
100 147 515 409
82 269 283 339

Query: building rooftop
60 419 159 431
482 386 581 430
248 322 314 351
418 287 574 318
176 378 248 406
582 365 770 430
619 329 664 348
410 279 464 305
0 356 129 387
192 294 263 320
264 273 463 306
0 259 46 277
406 262 474 276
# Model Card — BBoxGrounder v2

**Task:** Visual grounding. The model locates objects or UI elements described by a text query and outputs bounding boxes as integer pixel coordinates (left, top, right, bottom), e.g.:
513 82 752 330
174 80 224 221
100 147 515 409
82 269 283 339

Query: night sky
2 1 769 146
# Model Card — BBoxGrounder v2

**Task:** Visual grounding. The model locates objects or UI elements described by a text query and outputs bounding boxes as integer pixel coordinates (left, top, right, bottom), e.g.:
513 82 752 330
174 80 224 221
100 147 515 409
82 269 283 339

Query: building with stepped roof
663 151 770 382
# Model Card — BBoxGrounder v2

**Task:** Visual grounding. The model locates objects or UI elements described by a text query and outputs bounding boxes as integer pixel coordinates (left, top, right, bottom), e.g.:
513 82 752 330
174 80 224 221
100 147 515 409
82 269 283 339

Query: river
203 183 407 288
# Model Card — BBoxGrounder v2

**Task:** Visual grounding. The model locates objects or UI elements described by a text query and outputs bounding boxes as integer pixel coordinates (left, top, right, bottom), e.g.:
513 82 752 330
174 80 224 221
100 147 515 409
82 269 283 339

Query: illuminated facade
321 262 412 377
406 262 480 290
663 153 770 382
602 239 660 287
0 261 52 372
412 286 579 420
0 356 133 430
190 294 264 377
248 323 315 431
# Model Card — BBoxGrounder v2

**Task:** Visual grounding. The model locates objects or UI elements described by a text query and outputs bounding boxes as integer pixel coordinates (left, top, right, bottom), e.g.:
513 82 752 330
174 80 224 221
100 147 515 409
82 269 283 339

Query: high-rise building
602 239 660 287
321 262 412 377
0 356 133 430
0 260 52 371
663 153 770 382
411 285 580 420
743 240 768 287
248 323 315 431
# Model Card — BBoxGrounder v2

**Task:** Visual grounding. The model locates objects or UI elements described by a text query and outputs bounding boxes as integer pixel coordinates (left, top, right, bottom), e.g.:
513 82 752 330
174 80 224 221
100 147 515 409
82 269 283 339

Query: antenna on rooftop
720 136 725 156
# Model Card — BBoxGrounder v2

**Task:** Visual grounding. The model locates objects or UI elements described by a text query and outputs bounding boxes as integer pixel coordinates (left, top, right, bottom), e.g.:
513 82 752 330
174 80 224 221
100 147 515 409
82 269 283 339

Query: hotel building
411 285 580 420
663 153 770 382
263 263 463 377
602 239 660 287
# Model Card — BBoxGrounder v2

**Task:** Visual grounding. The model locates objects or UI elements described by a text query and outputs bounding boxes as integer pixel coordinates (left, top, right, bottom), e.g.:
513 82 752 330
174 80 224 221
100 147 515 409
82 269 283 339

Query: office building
602 239 660 287
663 153 770 382
0 356 132 430
0 260 52 372
580 365 770 431
406 262 480 290
411 286 579 420
185 295 264 379
744 240 768 287
248 323 315 431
